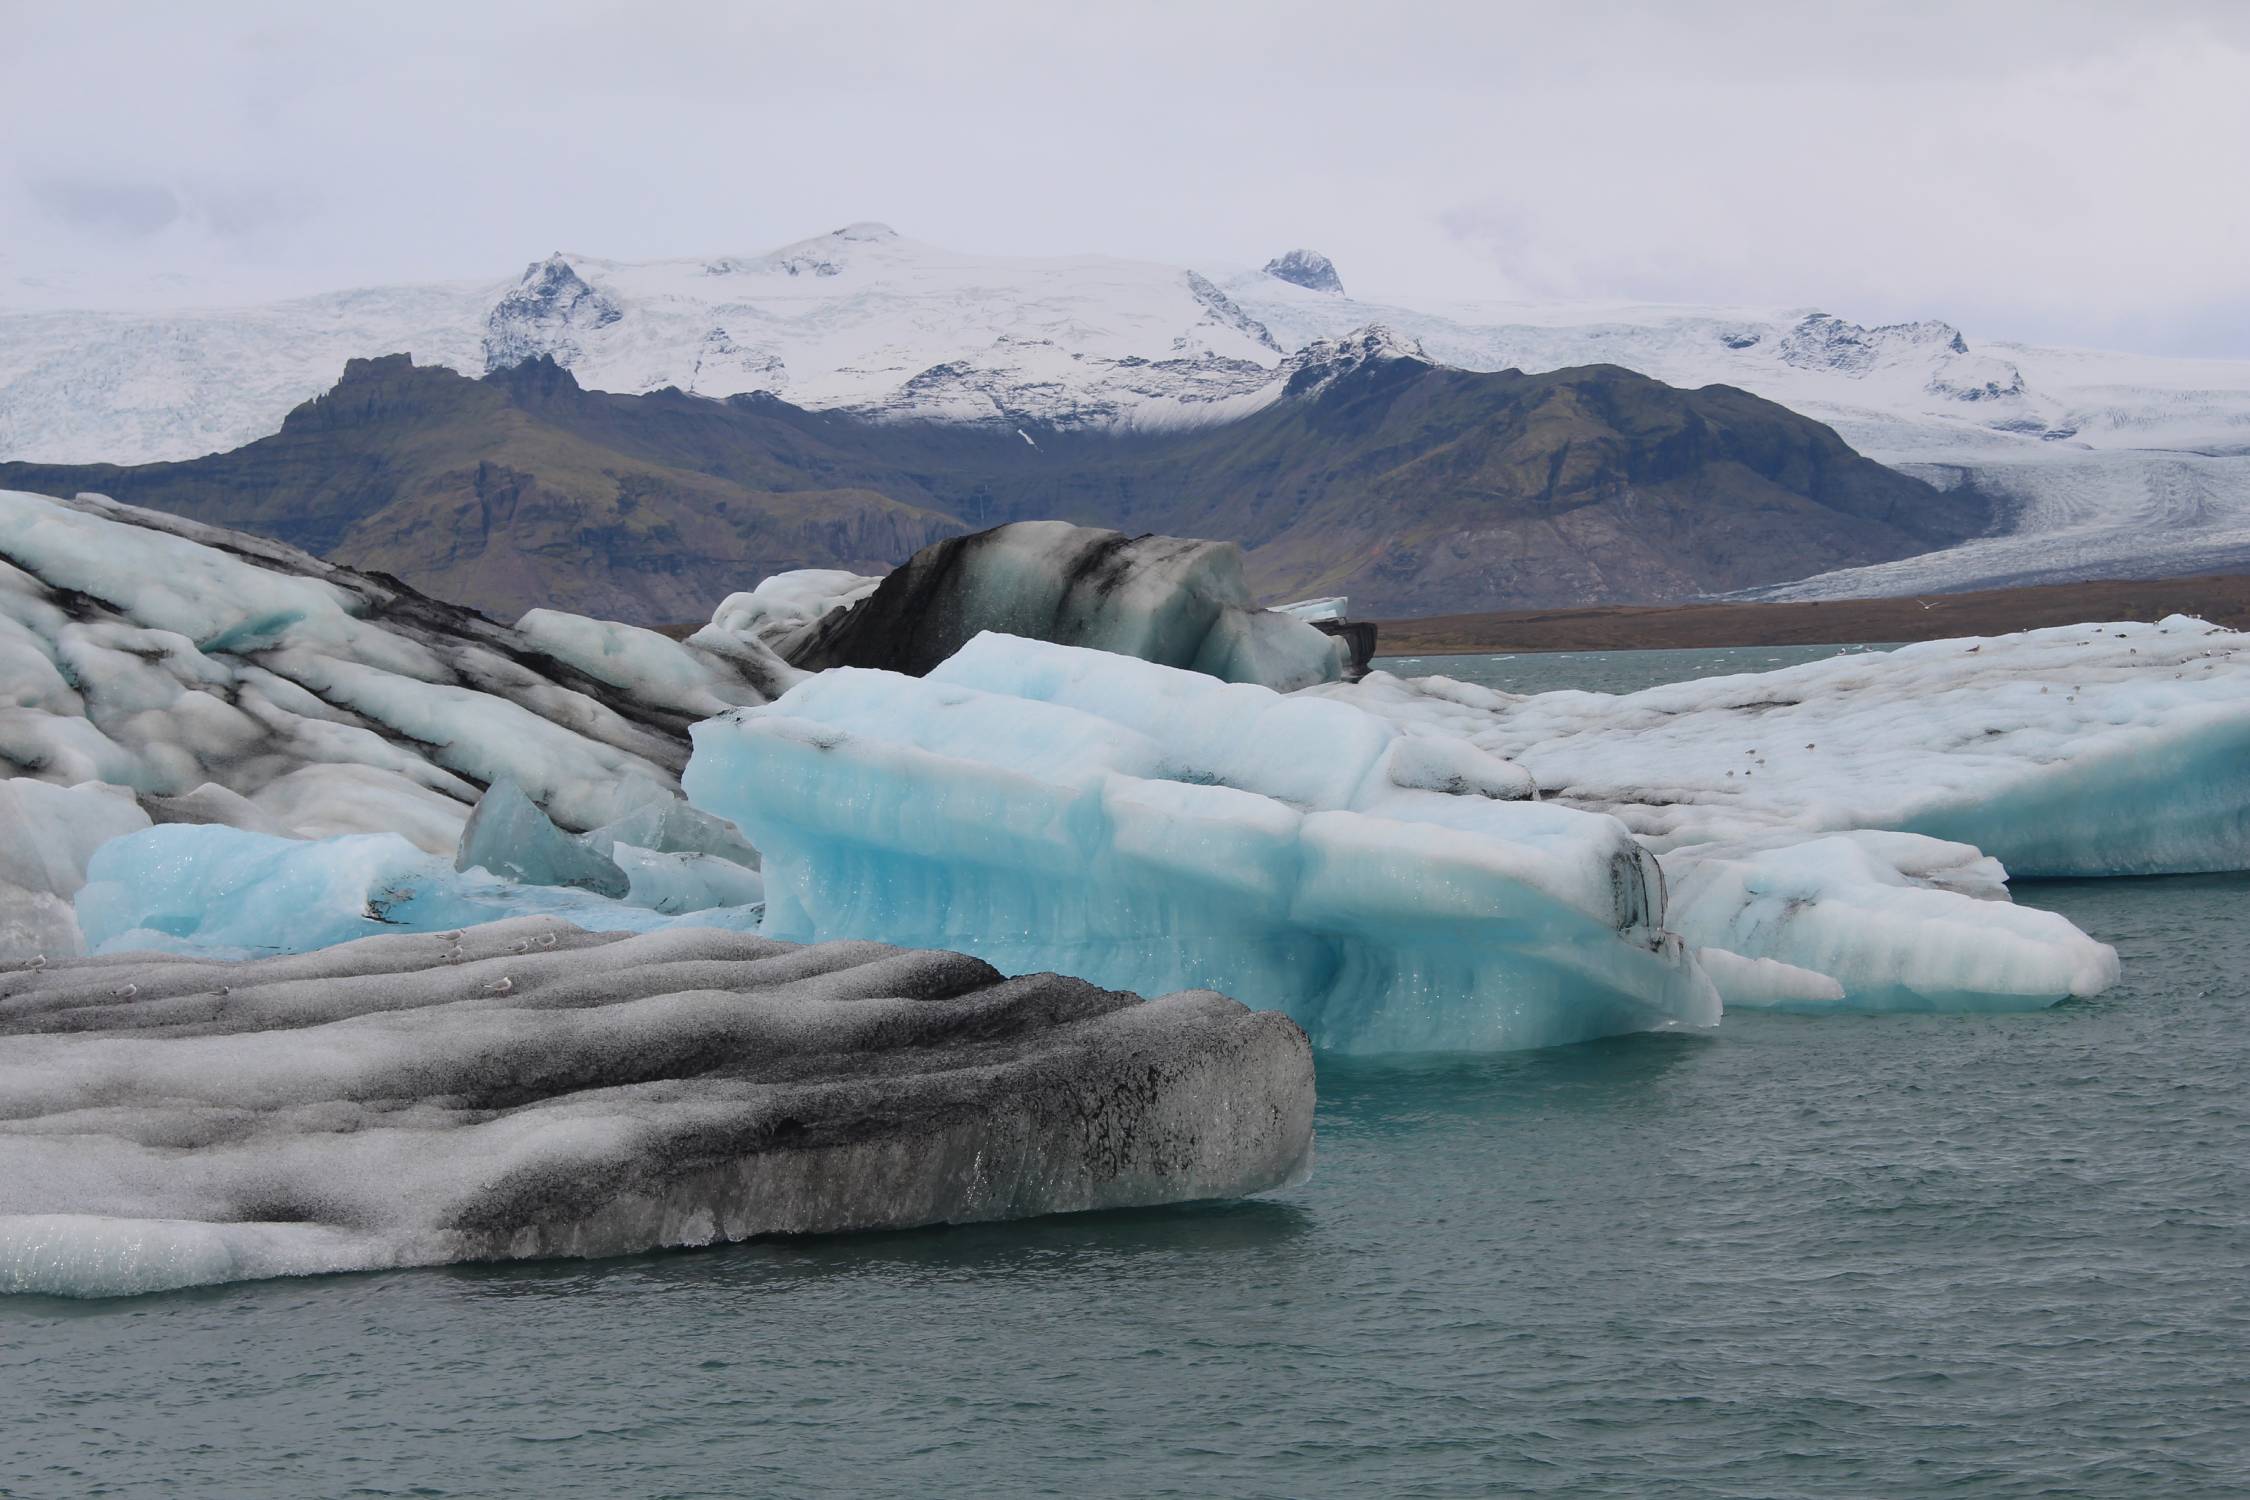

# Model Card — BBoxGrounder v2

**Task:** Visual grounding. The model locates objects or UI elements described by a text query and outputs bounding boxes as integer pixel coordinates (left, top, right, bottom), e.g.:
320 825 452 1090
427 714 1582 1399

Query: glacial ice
0 922 1315 1296
685 634 1718 1053
514 606 799 719
785 521 1346 691
1665 832 2118 1012
691 569 884 660
455 777 631 898
74 824 762 958
1323 618 2250 876
0 779 152 959
0 488 776 851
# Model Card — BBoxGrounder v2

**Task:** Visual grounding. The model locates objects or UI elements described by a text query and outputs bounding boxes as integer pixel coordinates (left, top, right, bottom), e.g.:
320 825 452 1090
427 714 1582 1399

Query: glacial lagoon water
4 647 2246 1499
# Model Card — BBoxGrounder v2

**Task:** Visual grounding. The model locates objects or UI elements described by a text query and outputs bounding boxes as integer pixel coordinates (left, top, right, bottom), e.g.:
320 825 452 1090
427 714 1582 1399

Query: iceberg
785 521 1346 691
73 823 763 958
454 777 631 898
1665 831 2118 1012
691 569 884 660
1324 618 2250 876
514 606 800 719
0 488 782 852
0 921 1314 1297
685 634 1718 1053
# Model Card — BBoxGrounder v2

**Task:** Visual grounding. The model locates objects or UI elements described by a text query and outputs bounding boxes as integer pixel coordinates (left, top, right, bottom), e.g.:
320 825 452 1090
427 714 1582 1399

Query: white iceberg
685 634 1718 1053
1326 618 2250 876
1666 831 2118 1012
690 569 884 660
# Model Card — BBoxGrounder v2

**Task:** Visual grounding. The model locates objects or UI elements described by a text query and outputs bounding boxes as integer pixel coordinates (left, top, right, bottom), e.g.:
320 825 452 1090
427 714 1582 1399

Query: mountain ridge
0 347 1981 625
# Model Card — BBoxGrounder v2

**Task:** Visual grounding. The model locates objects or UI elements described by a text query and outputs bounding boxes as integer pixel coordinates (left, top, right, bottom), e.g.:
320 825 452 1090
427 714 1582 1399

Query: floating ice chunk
1322 618 2250 876
0 924 1314 1296
685 636 1716 1053
608 843 765 915
455 777 629 898
787 521 1344 691
1272 596 1347 623
1662 832 2119 1012
73 824 743 957
691 569 883 660
581 797 760 869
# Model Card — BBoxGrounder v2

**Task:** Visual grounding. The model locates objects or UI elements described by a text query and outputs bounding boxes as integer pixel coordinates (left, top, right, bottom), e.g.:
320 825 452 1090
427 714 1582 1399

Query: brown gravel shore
1372 573 2250 656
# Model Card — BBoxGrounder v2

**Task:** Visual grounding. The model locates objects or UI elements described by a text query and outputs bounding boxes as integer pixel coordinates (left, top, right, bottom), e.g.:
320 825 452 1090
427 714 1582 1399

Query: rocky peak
1779 313 1971 376
1263 249 1345 296
483 255 623 374
1279 325 1430 398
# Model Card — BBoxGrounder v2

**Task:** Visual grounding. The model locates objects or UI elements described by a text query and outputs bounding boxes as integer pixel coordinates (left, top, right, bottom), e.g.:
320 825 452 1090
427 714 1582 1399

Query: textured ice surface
686 634 1716 1053
1667 832 2118 1012
0 488 777 849
1325 618 2250 876
454 777 630 898
75 824 761 958
786 522 1345 692
691 570 884 661
0 779 152 959
0 921 1314 1297
514 607 798 719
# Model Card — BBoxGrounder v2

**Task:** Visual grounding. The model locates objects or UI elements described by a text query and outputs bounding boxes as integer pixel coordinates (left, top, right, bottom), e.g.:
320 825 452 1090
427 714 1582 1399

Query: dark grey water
6 649 2246 1500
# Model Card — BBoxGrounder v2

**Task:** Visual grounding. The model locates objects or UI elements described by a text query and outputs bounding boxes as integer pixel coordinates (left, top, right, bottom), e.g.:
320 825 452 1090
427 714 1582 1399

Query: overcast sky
5 0 2246 356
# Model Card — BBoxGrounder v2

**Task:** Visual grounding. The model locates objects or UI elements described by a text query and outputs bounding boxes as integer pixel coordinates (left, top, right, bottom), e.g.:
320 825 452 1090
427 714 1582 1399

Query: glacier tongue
685 634 1718 1054
0 922 1314 1297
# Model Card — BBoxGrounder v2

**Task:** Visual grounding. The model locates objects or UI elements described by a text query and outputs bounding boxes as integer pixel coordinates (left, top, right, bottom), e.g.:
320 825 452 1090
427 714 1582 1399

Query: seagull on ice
113 983 137 999
484 976 515 996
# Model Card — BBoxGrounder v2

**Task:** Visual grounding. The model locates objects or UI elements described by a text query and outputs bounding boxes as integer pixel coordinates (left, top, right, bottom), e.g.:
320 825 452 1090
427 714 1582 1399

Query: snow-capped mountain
1215 274 2250 599
3 221 2247 597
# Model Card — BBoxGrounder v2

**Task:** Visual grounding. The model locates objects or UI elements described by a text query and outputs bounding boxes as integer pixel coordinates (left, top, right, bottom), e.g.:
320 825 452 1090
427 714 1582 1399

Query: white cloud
2 0 2244 354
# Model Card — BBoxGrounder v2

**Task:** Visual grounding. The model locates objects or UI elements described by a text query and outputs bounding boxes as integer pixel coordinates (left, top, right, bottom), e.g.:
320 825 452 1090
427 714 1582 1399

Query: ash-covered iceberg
0 488 785 851
686 633 1717 1053
0 921 1314 1297
1328 618 2250 876
785 521 1345 692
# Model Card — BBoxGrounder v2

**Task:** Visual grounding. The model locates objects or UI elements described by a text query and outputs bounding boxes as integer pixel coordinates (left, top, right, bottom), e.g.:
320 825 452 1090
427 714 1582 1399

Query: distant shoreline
1370 573 2250 656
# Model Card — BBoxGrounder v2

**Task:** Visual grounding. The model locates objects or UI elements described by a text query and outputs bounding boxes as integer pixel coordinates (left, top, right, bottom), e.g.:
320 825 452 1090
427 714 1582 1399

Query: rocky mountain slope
3 222 2244 604
1 338 1977 624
